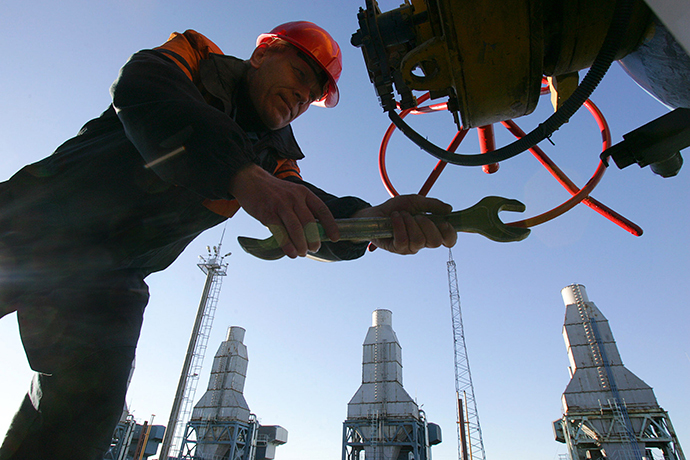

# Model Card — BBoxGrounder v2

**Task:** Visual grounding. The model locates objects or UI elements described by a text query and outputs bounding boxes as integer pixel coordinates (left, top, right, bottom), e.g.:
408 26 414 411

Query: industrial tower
158 242 230 460
343 309 442 460
554 284 685 460
178 326 288 460
447 250 486 460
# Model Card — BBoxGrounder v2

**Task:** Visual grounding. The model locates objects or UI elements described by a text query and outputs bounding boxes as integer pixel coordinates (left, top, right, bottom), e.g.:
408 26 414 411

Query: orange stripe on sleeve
154 30 223 82
274 158 302 180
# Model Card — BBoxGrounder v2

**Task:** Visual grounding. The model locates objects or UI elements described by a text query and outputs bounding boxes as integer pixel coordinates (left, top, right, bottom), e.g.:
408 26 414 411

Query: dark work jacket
0 30 369 283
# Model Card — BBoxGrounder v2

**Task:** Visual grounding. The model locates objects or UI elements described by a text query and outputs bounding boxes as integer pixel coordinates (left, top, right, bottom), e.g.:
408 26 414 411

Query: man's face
247 44 327 130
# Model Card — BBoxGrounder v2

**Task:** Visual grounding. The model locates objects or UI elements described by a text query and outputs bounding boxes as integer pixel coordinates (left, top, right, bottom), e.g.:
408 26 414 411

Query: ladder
571 286 641 460
158 241 229 460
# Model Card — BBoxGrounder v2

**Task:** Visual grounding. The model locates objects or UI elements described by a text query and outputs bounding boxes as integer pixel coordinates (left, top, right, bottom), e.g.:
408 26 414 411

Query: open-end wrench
237 196 530 260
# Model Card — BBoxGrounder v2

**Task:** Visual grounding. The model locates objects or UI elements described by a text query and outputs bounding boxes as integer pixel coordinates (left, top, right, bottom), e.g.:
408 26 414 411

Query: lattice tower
447 249 486 460
158 238 230 460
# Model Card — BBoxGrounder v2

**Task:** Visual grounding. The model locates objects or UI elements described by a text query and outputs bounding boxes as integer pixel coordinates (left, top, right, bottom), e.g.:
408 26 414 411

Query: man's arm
112 40 455 259
111 49 255 200
232 165 456 259
229 164 344 259
111 45 356 258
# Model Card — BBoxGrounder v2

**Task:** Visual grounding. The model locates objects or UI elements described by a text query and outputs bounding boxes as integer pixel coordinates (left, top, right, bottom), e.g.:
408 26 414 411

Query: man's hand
229 164 339 258
353 195 457 254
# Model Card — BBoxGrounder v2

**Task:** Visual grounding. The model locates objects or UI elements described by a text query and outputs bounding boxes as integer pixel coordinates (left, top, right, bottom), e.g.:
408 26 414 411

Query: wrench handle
330 214 449 241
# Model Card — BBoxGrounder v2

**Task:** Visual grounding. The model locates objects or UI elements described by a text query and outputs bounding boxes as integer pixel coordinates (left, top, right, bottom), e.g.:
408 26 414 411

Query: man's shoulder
156 30 224 58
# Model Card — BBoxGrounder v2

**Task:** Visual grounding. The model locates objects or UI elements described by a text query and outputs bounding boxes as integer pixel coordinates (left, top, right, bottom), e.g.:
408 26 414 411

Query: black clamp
603 108 689 178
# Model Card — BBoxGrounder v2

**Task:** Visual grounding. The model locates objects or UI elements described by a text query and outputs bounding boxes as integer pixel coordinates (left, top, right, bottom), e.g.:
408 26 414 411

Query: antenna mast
158 234 230 460
447 249 486 460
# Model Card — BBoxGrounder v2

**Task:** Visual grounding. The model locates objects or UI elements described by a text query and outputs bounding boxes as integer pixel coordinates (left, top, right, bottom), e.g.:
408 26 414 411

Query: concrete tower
553 284 685 460
179 326 287 460
343 309 441 460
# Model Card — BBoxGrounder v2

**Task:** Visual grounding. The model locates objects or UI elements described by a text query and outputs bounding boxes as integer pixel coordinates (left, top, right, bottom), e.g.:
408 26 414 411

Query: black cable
390 0 634 166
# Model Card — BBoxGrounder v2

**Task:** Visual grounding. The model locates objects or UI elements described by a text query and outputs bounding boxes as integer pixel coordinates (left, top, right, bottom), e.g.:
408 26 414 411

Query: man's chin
266 116 291 130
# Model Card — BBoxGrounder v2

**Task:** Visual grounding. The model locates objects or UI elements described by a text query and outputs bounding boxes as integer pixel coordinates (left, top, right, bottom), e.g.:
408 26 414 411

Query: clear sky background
1 1 688 460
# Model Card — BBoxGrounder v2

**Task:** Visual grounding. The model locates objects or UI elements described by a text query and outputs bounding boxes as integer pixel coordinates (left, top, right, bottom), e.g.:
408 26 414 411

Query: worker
0 21 456 460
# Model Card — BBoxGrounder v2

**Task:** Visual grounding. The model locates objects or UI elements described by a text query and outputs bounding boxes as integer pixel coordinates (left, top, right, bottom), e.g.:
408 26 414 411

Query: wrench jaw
482 197 531 242
480 218 531 242
237 236 285 261
444 196 531 243
495 197 527 214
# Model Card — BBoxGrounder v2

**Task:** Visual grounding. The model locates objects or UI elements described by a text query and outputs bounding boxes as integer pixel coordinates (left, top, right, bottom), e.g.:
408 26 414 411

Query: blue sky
1 1 688 459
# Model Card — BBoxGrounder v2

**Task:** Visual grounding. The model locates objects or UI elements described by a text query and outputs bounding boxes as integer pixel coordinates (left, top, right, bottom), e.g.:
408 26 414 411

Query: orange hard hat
257 21 342 108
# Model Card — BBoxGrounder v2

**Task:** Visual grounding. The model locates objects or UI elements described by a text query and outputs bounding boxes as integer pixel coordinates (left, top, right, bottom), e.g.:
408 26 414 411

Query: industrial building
104 267 687 460
105 326 286 460
343 309 442 460
104 360 166 460
178 326 288 460
105 416 165 460
554 284 685 460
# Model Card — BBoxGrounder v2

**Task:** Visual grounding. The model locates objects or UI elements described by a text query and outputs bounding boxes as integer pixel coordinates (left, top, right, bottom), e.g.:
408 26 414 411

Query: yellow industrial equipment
352 0 689 175
352 0 690 240
352 0 651 128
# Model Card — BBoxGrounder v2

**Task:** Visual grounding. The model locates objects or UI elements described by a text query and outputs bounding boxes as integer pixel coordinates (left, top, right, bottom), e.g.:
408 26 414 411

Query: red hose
378 92 643 236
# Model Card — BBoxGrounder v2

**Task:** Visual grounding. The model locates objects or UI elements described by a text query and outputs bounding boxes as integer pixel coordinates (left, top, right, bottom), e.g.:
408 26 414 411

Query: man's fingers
414 196 453 215
414 214 444 249
391 211 414 254
268 224 298 259
283 212 311 257
292 201 328 254
281 191 337 257
308 194 339 242
231 166 337 258
388 195 453 216
384 211 455 254
439 221 458 247
304 221 321 253
275 196 330 257
267 224 288 247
